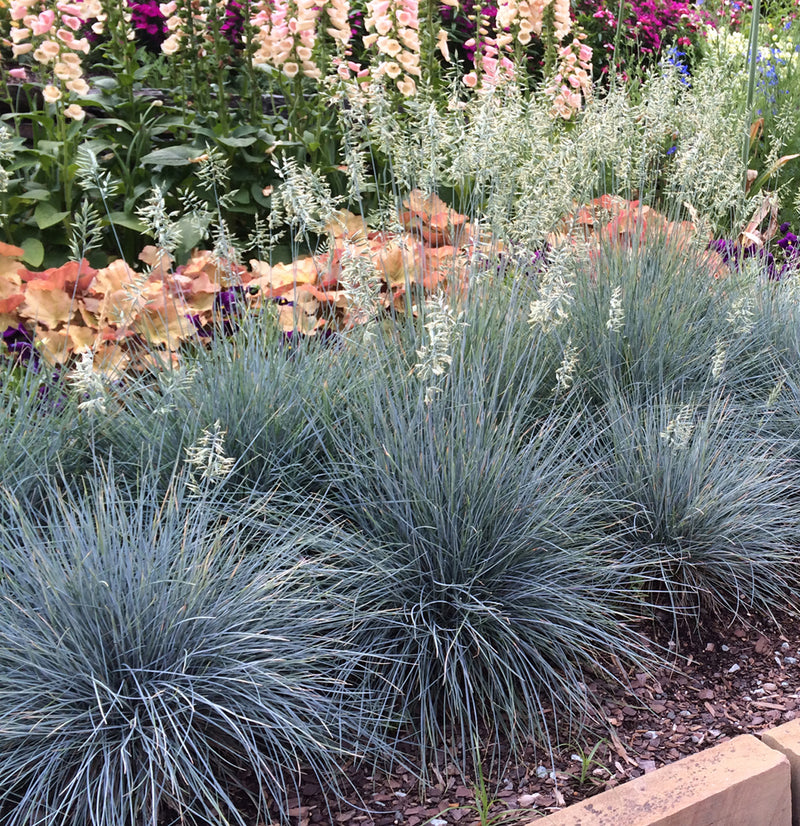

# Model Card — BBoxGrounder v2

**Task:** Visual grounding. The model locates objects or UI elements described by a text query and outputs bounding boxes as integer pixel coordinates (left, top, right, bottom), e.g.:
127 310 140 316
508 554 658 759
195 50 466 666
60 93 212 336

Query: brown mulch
268 613 800 826
162 613 800 826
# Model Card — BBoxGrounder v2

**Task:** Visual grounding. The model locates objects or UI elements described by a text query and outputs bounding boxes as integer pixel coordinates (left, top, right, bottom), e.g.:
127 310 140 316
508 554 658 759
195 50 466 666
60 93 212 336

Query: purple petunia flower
2 324 38 365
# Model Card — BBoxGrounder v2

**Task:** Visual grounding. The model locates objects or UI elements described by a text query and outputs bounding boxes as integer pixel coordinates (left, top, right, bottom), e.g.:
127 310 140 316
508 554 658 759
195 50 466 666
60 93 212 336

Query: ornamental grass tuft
0 359 87 512
590 387 800 635
0 464 384 826
320 278 657 770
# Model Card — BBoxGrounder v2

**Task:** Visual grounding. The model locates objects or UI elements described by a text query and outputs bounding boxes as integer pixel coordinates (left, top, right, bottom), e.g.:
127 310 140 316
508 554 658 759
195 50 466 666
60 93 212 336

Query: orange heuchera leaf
277 288 322 335
101 290 144 328
68 324 98 353
182 249 247 286
0 264 24 314
702 249 728 279
0 293 24 315
403 190 460 223
138 245 175 271
19 260 97 293
135 297 194 347
92 342 131 379
19 282 76 330
134 350 181 374
0 313 21 333
185 270 222 295
182 270 221 314
326 210 370 244
0 242 25 259
401 191 471 247
0 244 25 297
36 329 72 366
91 259 140 296
420 245 465 291
248 257 319 293
372 237 419 288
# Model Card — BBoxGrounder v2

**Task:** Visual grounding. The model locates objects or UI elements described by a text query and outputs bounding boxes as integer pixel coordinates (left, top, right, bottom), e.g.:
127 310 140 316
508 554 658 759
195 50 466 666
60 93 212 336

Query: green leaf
216 135 258 148
20 237 45 267
106 211 146 232
34 202 69 229
175 214 210 255
140 145 203 166
251 182 272 207
87 118 135 133
19 189 54 202
36 141 65 158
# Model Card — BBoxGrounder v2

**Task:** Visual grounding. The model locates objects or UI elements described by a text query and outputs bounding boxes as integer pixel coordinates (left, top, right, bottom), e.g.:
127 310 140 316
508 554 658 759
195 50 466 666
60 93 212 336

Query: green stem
242 0 262 125
742 0 761 193
610 0 626 93
57 101 72 218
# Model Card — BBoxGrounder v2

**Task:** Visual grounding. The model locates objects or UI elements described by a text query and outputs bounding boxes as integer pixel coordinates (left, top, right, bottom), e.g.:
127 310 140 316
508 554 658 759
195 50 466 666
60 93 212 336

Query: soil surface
165 613 800 826
294 614 800 826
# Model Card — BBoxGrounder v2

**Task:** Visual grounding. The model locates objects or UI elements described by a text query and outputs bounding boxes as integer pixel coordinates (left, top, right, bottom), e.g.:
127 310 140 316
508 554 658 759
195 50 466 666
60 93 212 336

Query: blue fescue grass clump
318 279 657 769
589 387 800 633
93 310 360 498
564 230 734 403
0 465 385 826
0 360 88 511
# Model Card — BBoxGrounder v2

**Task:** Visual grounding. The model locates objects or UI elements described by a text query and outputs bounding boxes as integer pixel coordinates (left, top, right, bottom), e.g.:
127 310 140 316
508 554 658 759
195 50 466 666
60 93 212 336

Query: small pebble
728 663 741 674
785 657 797 665
535 766 549 780
781 642 790 651
721 645 730 652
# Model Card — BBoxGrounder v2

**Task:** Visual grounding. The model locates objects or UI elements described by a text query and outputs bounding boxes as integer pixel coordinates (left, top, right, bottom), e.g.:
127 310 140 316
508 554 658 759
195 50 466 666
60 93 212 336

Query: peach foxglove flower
66 78 90 95
30 9 55 35
161 33 181 54
435 29 450 61
42 84 62 103
64 103 85 120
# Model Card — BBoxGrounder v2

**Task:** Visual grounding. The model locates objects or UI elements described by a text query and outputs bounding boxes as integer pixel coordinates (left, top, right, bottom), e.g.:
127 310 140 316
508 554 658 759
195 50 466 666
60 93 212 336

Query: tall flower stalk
743 0 762 191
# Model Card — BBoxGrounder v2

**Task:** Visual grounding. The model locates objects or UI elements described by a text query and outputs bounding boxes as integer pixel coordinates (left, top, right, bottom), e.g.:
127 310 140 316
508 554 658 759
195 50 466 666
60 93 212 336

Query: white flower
660 405 695 450
711 338 726 381
185 420 235 490
415 292 465 382
555 339 579 395
726 295 754 334
606 285 624 333
528 265 575 333
67 350 107 416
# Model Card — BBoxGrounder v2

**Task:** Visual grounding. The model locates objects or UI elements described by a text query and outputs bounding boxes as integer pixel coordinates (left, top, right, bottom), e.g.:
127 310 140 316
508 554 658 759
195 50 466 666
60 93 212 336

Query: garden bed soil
167 613 800 826
327 614 800 825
